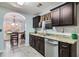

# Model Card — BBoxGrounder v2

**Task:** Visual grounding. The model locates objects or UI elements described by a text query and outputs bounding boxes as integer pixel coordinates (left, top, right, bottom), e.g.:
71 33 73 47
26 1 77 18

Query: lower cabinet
29 35 34 47
39 38 45 56
58 42 77 57
29 35 45 56
29 35 76 57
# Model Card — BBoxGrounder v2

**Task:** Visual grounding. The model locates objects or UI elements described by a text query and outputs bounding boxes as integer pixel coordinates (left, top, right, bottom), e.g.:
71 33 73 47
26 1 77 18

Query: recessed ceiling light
37 3 42 7
11 23 15 26
17 2 24 5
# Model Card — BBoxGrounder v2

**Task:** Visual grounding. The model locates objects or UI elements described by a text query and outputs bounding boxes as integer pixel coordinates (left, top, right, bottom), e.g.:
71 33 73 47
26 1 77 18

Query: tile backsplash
34 26 79 36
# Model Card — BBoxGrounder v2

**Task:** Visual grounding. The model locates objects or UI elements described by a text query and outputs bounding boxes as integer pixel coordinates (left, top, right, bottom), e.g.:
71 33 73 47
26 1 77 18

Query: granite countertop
29 32 77 44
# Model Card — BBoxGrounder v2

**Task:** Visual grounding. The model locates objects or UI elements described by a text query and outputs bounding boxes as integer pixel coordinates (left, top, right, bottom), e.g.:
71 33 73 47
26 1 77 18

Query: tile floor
0 41 43 57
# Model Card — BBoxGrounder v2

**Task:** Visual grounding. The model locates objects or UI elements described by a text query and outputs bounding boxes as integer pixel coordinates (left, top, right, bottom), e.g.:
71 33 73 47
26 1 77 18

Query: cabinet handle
62 45 68 48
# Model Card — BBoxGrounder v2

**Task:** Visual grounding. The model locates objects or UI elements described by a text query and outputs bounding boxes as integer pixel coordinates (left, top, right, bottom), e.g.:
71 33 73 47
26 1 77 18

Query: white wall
21 14 34 46
0 6 12 51
76 3 79 57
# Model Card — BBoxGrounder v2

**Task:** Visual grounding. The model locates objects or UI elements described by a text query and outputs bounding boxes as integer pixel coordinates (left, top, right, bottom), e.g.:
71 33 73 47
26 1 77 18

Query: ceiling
0 2 65 15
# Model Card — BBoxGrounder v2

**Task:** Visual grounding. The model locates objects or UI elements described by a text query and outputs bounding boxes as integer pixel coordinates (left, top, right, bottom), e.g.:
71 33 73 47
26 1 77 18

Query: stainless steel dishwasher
45 39 58 57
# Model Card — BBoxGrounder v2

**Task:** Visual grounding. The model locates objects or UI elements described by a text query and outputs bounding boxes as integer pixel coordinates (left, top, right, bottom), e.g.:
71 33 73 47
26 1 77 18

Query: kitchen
29 2 78 57
0 2 79 57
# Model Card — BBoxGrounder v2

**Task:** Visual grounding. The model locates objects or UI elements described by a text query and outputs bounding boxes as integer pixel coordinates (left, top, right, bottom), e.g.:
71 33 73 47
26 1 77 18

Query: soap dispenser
34 28 37 33
71 32 78 40
71 28 78 40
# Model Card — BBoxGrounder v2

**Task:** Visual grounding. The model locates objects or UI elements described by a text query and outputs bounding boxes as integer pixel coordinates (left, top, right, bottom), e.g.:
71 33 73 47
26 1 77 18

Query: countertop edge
29 33 77 44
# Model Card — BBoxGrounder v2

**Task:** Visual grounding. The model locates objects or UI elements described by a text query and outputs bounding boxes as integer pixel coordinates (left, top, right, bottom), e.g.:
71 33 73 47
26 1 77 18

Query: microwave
39 20 52 29
45 20 52 29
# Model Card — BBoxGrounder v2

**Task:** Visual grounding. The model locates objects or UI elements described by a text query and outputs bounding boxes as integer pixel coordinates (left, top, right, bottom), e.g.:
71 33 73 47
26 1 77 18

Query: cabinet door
33 16 40 28
60 3 74 25
51 8 60 26
39 37 45 56
29 35 33 47
29 35 45 56
29 35 36 48
35 37 40 51
59 42 70 57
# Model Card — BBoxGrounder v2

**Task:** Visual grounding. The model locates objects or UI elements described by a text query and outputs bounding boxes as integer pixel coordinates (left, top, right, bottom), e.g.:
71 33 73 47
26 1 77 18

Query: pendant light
11 16 16 26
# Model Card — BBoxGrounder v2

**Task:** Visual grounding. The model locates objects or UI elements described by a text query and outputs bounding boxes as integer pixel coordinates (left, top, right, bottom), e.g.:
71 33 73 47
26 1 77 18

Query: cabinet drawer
58 42 71 57
59 42 70 48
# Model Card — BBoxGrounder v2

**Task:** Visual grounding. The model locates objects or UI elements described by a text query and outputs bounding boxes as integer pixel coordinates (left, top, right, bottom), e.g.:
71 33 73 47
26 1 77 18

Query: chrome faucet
62 28 64 33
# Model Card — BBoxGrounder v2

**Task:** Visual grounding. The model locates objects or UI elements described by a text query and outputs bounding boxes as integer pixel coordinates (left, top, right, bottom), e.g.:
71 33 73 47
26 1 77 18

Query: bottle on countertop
71 32 78 40
71 27 78 40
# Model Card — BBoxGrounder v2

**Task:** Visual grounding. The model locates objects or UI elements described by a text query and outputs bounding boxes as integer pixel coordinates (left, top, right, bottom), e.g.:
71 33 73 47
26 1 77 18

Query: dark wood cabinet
58 42 70 57
58 42 77 57
33 16 40 28
10 32 18 47
29 35 77 57
29 35 34 47
29 35 45 56
38 37 45 55
39 13 52 29
51 2 77 26
34 37 40 51
60 3 74 25
51 8 60 26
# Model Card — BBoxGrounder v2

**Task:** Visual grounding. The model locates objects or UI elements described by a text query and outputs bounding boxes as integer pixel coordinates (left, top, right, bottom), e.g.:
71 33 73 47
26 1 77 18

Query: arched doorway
3 12 26 48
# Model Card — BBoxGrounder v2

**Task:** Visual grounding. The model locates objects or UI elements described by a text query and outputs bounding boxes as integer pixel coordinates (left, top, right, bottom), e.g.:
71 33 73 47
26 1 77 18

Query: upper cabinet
33 3 77 28
40 13 52 29
33 14 52 28
51 8 60 26
33 16 40 28
60 3 74 25
40 13 51 22
51 2 77 26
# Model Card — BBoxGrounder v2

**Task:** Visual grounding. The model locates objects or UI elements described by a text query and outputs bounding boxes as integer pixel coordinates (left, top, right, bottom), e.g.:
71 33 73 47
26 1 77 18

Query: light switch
0 29 2 32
